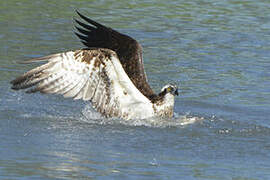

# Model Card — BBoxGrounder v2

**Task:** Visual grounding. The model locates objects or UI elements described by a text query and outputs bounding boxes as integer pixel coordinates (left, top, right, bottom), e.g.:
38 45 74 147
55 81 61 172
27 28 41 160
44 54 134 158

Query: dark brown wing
74 11 156 100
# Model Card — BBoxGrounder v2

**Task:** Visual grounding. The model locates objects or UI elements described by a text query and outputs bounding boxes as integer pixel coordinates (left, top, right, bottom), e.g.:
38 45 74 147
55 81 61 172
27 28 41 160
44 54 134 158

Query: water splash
80 104 204 128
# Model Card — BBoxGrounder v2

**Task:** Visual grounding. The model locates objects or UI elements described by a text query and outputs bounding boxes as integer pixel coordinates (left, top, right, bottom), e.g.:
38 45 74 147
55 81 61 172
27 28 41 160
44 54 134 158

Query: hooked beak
175 89 179 96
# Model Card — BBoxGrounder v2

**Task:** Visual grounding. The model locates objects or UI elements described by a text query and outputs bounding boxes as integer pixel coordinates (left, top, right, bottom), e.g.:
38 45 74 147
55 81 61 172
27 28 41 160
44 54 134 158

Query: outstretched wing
74 11 156 100
11 49 154 119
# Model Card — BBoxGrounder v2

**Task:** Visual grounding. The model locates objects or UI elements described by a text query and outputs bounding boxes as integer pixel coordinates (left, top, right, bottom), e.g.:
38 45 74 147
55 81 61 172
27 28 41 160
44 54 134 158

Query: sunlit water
1 0 270 179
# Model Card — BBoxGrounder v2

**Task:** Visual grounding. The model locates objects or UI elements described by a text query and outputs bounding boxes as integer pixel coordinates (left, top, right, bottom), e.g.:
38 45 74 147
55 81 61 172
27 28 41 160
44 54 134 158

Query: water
1 0 270 179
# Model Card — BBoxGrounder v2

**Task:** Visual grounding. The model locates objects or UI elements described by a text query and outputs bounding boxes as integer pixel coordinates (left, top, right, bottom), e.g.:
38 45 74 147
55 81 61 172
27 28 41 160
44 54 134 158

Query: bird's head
154 84 178 117
160 84 179 96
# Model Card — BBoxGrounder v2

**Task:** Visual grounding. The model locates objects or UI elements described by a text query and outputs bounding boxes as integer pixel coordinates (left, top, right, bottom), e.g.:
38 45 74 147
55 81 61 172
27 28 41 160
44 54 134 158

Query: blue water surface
1 0 270 179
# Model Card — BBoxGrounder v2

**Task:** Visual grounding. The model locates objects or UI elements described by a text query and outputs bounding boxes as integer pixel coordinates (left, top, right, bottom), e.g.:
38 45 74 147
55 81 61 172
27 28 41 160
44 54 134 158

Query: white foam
80 104 204 128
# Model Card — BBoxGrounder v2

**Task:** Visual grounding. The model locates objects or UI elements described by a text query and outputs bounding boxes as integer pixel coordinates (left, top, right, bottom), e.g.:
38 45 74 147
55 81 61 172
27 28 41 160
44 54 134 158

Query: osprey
10 11 179 120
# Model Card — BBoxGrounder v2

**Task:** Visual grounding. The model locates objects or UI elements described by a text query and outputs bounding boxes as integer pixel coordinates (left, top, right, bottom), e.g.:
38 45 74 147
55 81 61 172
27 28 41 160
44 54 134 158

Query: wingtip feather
74 32 89 42
75 10 105 29
75 25 90 35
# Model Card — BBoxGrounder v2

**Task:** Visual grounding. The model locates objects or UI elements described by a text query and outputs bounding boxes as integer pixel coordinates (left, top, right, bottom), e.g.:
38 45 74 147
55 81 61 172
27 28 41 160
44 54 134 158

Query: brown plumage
74 11 157 102
10 12 179 120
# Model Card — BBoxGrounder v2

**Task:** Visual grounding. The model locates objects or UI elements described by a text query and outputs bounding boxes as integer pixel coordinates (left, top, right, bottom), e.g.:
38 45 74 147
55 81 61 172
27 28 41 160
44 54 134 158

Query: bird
10 11 179 120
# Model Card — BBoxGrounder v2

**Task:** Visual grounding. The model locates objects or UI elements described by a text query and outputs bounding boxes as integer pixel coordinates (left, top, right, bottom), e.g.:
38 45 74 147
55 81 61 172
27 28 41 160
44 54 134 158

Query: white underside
108 56 155 119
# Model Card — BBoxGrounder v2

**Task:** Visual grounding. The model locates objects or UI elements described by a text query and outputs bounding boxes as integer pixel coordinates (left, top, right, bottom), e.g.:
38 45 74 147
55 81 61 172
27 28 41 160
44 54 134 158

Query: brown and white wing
74 11 156 100
11 49 155 119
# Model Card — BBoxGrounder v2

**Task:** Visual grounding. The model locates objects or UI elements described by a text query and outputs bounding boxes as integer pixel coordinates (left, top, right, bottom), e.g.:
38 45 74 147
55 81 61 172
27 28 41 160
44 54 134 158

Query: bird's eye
167 87 172 92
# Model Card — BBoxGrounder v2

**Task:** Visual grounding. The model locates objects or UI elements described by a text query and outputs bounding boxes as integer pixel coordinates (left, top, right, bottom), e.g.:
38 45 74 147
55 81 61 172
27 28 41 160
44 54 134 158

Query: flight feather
74 11 156 100
11 49 155 119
